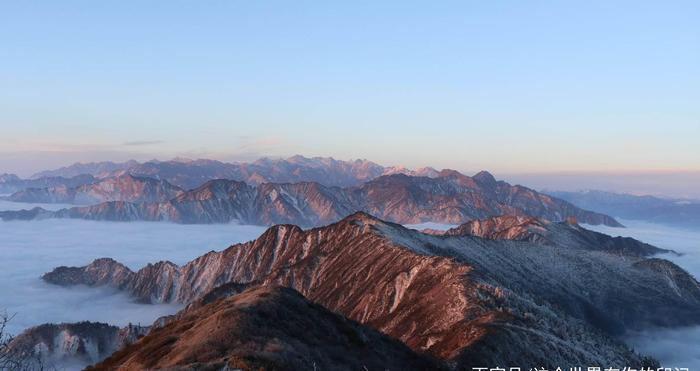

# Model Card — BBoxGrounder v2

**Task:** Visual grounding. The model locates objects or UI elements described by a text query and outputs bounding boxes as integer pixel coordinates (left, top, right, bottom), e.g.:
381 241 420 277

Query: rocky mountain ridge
437 215 669 257
4 174 184 205
0 174 96 195
1 171 622 227
86 286 443 371
41 212 699 367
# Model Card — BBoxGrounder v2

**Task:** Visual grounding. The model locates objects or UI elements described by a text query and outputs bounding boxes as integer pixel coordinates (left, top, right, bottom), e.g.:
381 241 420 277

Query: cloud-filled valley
587 220 700 368
3 1 697 367
0 206 266 335
1 198 700 369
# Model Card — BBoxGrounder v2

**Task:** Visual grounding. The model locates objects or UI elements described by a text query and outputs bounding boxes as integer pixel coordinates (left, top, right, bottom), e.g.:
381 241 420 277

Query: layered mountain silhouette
4 174 184 204
547 190 700 228
29 156 392 189
9 156 683 369
1 170 621 227
0 173 95 194
30 160 140 180
4 156 400 197
34 212 697 368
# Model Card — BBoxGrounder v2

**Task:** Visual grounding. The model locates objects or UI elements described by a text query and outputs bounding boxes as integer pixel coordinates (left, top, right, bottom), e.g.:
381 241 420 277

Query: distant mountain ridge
7 156 432 195
547 190 700 228
5 174 184 204
31 156 395 189
0 174 96 195
30 160 140 179
1 170 622 227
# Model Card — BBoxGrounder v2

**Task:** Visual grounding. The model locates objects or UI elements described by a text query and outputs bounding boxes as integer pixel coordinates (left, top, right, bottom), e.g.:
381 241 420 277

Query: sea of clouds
404 222 458 231
2 197 699 368
587 220 700 368
0 202 266 335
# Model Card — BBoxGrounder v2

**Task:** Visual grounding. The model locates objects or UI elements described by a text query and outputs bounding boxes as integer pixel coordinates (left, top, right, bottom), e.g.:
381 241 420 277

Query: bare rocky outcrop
42 213 698 367
43 258 134 288
6 322 148 369
442 215 552 242
441 215 670 257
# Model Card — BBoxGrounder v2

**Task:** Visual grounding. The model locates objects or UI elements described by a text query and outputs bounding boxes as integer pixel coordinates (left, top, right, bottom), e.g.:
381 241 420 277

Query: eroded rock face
441 215 670 257
43 258 134 288
6 322 148 368
5 171 622 227
442 215 552 242
42 213 700 367
86 286 444 371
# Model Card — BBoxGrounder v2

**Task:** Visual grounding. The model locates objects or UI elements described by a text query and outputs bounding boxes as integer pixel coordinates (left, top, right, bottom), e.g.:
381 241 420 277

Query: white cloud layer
587 220 700 368
404 222 458 231
0 206 266 335
2 198 699 369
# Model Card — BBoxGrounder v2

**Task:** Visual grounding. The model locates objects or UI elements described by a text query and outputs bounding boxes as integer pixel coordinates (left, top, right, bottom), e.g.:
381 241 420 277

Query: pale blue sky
0 0 698 177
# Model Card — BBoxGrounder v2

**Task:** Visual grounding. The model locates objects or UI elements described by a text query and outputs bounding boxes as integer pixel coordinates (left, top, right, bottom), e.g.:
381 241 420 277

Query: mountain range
28 156 426 189
19 212 694 368
0 173 96 195
10 155 697 369
1 170 621 227
547 190 700 228
7 157 697 231
5 174 184 205
4 156 422 195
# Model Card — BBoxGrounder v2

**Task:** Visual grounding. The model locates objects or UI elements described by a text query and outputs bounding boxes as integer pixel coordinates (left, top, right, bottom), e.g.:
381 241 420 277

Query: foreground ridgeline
0 168 621 227
88 286 444 371
23 212 698 368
